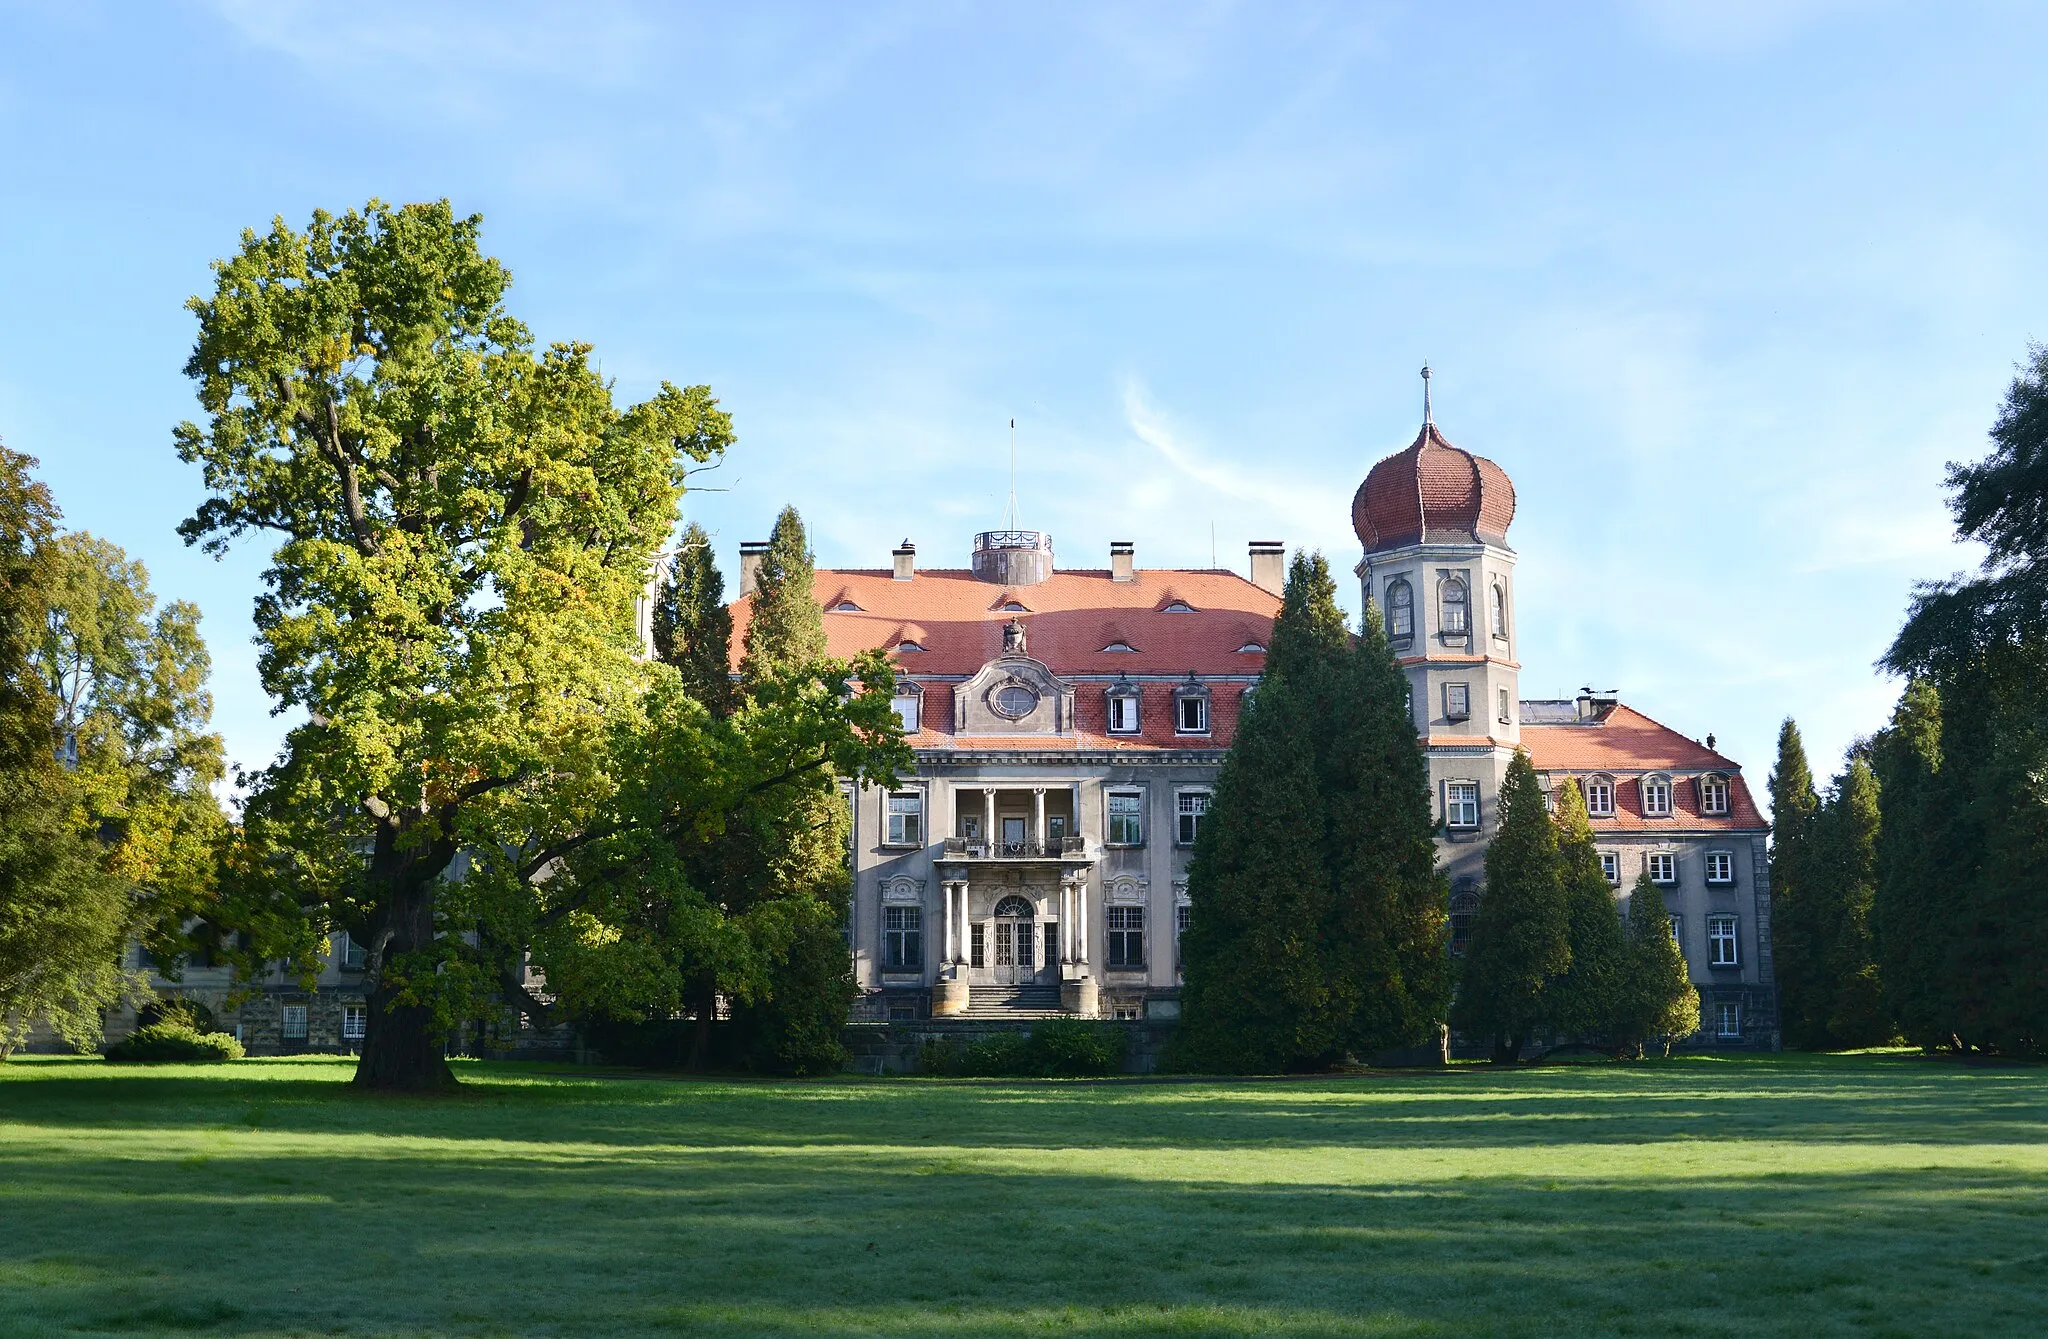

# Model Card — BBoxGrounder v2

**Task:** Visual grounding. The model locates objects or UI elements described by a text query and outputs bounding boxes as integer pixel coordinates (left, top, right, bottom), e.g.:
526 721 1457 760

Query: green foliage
104 1020 244 1063
652 522 736 717
740 506 828 676
0 445 144 1058
1617 871 1699 1055
1452 750 1570 1061
919 1020 1127 1077
1770 718 1828 1047
175 201 902 1089
1177 552 1447 1073
1871 678 1951 1045
1543 778 1628 1044
1794 757 1892 1048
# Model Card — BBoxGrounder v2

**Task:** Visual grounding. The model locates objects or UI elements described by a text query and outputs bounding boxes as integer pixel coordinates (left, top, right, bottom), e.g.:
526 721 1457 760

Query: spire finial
1421 363 1433 428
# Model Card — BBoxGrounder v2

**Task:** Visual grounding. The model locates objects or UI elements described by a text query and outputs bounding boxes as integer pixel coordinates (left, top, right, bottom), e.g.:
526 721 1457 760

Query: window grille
281 1005 308 1041
341 1005 367 1042
1108 792 1144 846
1106 906 1145 969
1716 1000 1742 1038
884 905 923 971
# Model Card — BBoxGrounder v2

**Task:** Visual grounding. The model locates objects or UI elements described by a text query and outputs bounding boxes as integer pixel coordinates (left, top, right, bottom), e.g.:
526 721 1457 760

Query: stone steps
957 986 1067 1019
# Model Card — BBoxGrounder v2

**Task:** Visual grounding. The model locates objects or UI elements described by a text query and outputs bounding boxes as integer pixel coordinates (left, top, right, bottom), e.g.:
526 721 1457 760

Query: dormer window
1584 775 1616 817
1162 600 1196 613
1107 679 1140 734
1102 641 1137 653
1642 775 1674 817
891 689 921 733
1174 677 1210 734
1386 579 1414 644
895 640 925 653
831 600 863 613
1700 774 1731 816
1440 577 1469 637
1236 641 1266 654
1000 600 1028 613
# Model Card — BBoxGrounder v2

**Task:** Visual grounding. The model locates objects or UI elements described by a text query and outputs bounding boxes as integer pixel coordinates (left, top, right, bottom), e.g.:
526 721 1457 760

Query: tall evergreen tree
1177 551 1447 1070
1451 750 1569 1063
652 522 735 717
1617 870 1699 1057
1870 678 1952 1046
1804 757 1891 1047
1543 777 1628 1045
1768 719 1826 1049
741 506 828 676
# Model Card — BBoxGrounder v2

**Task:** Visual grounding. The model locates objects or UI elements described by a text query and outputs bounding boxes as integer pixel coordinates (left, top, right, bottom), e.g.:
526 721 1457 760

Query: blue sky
3 0 2042 801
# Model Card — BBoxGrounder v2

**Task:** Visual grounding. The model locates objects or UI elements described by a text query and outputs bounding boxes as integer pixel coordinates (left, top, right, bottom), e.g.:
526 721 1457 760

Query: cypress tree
1322 602 1451 1059
715 504 855 1073
652 522 735 717
1768 719 1826 1048
1451 750 1569 1062
1809 757 1891 1047
1544 777 1628 1046
1870 679 1953 1047
1618 870 1699 1057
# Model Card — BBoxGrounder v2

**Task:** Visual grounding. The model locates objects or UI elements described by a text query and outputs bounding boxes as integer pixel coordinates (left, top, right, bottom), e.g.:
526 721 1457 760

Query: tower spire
1421 363 1433 429
1007 417 1017 531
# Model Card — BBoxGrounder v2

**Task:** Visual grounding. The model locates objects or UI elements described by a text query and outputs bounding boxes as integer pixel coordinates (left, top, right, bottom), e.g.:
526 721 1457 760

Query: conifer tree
652 522 735 717
1807 757 1891 1047
1543 777 1628 1045
1618 870 1698 1057
1768 719 1826 1048
1870 679 1950 1046
741 507 828 676
1451 750 1568 1062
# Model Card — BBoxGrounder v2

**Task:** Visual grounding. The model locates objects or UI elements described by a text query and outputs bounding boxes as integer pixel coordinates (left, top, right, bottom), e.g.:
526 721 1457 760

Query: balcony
942 836 1088 860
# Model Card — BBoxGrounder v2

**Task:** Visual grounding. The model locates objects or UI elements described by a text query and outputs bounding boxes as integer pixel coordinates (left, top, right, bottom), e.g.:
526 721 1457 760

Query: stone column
1060 882 1073 963
932 879 971 1015
1032 787 1047 850
941 882 955 963
1077 879 1090 965
982 788 997 852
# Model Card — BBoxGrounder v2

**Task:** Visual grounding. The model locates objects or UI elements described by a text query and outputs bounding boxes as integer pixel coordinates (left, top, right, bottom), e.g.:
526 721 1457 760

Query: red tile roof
1523 704 1767 831
728 567 1277 752
1352 422 1517 553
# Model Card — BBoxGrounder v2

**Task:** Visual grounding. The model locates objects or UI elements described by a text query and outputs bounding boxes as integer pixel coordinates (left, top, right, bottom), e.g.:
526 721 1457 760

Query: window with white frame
1708 915 1739 966
1700 774 1731 816
1584 776 1615 817
884 905 923 971
1446 781 1480 829
1716 1000 1742 1038
891 691 920 733
340 932 367 971
1642 776 1673 816
1107 682 1140 734
1176 792 1209 846
1108 791 1144 846
281 1005 308 1041
1440 577 1469 636
1705 851 1734 885
341 1004 367 1042
1648 852 1677 884
1176 903 1191 936
1444 682 1470 722
1497 687 1511 724
1490 583 1508 638
1599 851 1620 885
1668 913 1683 948
1175 686 1209 734
885 792 923 847
1106 906 1145 969
1386 579 1414 643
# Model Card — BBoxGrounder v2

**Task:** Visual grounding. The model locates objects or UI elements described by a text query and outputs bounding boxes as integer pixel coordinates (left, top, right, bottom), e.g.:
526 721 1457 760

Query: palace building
737 389 1778 1047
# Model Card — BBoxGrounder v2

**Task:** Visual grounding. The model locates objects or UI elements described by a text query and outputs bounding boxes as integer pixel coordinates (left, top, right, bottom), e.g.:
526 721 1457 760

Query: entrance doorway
1001 816 1027 856
991 895 1036 985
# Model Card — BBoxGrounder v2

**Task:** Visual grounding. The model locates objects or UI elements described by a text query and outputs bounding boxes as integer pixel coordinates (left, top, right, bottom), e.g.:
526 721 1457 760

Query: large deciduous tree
1175 552 1448 1072
1451 749 1569 1063
177 201 905 1090
0 447 141 1056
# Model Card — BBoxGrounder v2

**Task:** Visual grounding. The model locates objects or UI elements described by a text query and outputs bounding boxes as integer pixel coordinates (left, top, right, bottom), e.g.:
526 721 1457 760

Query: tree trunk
354 870 457 1092
1491 1033 1518 1065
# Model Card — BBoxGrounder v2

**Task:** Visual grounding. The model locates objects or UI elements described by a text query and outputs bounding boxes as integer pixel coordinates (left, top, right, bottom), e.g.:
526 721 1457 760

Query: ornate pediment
956 654 1074 735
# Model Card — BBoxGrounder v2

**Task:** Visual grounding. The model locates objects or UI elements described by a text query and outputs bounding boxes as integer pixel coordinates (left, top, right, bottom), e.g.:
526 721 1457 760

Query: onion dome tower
1355 367 1521 890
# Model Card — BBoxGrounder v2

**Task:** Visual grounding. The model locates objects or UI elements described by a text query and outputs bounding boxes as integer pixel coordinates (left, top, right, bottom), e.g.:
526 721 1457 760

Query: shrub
919 1022 1128 1077
105 1021 244 1063
136 999 216 1033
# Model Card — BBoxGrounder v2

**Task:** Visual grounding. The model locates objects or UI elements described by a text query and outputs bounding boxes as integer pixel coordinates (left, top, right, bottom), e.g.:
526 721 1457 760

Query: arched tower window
1386 579 1413 644
1490 582 1508 638
1440 577 1469 637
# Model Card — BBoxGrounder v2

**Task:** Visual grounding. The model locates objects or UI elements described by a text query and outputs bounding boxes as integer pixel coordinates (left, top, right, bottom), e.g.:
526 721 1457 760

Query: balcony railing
942 836 1088 860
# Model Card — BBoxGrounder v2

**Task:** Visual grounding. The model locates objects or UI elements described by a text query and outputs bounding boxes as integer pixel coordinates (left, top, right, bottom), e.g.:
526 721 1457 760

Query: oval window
993 684 1039 718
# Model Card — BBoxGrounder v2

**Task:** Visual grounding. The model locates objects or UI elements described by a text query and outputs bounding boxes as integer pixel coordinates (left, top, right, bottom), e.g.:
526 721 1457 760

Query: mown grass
0 1051 2042 1337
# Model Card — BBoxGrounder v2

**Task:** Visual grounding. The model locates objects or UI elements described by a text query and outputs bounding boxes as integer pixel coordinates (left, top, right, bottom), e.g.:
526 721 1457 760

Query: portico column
982 788 997 851
957 882 972 965
1077 880 1090 966
1060 881 1073 963
1033 787 1047 849
941 882 956 964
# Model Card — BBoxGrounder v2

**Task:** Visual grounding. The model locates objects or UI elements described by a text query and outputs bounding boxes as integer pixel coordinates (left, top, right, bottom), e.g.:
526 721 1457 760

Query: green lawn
0 1053 2043 1337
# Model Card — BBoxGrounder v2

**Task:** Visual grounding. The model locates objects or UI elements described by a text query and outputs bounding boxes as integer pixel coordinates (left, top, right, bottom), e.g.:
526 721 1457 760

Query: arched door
991 895 1036 986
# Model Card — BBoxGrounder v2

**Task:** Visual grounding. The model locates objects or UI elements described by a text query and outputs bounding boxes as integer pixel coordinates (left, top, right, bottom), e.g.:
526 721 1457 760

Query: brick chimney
892 539 916 581
738 541 769 598
1248 541 1284 595
1110 540 1135 583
